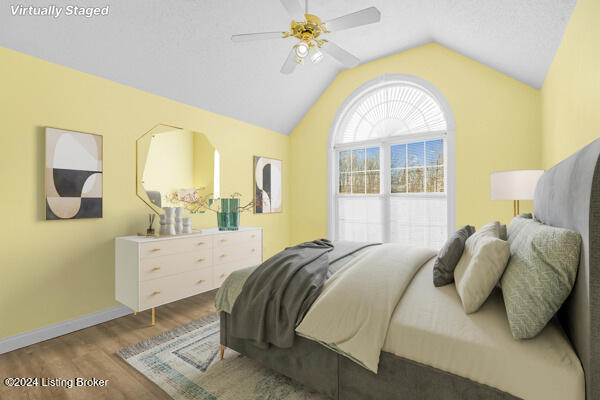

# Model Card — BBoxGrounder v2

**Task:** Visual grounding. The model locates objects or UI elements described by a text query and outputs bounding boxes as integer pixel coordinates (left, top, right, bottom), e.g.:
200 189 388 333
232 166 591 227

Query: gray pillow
499 224 507 241
501 216 582 339
433 225 475 287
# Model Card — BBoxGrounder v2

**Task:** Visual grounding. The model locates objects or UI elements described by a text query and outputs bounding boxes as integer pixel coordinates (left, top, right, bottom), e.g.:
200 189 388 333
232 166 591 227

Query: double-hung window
331 79 452 249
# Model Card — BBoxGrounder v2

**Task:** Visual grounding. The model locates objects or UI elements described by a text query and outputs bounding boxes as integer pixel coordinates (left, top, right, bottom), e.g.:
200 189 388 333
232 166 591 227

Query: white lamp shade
490 170 544 200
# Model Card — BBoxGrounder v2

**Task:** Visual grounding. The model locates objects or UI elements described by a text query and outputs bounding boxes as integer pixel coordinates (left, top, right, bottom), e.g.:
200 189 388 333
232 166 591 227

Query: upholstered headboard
534 138 600 400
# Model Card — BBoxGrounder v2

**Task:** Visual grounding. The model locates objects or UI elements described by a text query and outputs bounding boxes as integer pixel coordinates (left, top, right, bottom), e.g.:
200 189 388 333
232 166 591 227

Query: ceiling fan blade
231 32 284 42
280 0 305 21
325 7 381 32
322 41 360 68
281 48 298 74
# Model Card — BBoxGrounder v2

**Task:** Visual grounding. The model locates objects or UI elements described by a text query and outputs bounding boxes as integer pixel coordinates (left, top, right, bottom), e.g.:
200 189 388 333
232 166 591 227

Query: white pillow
454 221 510 314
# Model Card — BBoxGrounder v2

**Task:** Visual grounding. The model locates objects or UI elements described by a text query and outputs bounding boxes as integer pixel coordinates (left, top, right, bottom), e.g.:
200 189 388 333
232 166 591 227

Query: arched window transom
338 84 447 144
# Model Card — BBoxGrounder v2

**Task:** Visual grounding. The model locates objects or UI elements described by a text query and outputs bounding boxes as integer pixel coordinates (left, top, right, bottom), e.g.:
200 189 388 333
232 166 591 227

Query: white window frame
327 74 456 242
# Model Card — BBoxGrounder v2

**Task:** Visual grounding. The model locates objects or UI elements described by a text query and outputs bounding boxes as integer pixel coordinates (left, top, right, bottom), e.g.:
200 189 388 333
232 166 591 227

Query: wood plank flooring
0 290 218 400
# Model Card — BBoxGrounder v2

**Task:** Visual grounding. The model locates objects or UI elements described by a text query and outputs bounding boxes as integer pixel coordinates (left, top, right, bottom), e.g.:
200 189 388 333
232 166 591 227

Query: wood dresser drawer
140 249 212 281
139 236 213 259
140 268 214 310
213 230 260 248
214 256 262 286
213 240 261 265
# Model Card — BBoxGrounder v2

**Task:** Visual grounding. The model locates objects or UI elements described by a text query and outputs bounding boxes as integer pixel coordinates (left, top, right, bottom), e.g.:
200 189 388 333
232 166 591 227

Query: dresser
115 227 262 323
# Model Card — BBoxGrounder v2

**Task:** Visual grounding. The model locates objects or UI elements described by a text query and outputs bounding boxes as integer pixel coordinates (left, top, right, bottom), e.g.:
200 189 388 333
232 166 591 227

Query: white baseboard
0 305 132 355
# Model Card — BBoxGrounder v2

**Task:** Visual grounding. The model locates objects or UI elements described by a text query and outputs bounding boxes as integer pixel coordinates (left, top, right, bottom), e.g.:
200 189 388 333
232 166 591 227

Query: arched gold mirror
136 124 220 214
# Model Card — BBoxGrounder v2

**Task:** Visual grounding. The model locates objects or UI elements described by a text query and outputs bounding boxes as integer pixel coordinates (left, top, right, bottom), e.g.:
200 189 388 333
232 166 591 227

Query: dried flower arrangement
164 192 254 214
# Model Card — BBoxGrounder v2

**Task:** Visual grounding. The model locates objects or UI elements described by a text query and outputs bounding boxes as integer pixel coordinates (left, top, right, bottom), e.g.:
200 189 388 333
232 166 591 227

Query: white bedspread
295 243 436 373
383 258 585 400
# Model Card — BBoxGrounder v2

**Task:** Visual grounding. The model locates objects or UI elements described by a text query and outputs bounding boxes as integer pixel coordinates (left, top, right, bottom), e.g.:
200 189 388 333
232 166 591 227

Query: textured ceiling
0 0 576 134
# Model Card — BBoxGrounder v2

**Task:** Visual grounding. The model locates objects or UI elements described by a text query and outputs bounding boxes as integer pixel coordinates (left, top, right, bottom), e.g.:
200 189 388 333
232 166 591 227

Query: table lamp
490 170 544 216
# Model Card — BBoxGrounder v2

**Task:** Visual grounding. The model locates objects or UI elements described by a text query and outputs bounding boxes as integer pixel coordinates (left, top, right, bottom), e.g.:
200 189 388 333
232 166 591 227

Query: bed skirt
220 312 519 400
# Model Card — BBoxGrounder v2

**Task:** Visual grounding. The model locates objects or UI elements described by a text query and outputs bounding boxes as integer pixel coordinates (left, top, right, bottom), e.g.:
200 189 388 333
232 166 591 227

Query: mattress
382 258 585 400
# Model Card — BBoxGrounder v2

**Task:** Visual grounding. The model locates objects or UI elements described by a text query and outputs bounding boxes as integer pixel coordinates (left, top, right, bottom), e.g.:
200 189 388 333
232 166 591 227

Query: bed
217 138 600 400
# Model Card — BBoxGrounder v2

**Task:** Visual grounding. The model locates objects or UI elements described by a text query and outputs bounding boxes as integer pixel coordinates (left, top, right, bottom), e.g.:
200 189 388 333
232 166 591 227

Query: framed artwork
45 127 103 220
254 156 282 214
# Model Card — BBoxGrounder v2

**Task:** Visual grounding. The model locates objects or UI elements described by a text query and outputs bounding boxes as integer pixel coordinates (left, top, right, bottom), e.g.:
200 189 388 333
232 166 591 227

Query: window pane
407 142 424 167
352 172 365 193
426 139 444 166
391 144 406 169
366 147 380 171
408 168 424 192
366 171 380 194
391 168 407 193
352 149 365 172
426 167 445 193
339 172 351 193
339 150 351 173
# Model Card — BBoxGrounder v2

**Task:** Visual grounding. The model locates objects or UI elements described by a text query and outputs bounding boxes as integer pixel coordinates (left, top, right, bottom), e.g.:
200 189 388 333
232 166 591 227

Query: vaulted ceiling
0 0 576 134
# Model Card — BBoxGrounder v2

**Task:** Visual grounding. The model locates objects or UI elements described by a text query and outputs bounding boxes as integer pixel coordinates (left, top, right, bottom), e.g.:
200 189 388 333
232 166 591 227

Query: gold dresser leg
220 345 226 360
151 308 155 326
134 311 137 316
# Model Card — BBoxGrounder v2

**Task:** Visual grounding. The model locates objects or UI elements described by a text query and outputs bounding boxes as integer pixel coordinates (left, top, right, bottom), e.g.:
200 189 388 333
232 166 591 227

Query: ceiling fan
231 0 381 74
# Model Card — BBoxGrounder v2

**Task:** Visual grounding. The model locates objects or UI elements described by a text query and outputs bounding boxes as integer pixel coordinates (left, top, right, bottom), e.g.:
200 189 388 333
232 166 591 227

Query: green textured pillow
501 216 582 339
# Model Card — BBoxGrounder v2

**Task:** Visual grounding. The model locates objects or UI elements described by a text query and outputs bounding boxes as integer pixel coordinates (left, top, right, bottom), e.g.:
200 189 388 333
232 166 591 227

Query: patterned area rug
117 313 327 400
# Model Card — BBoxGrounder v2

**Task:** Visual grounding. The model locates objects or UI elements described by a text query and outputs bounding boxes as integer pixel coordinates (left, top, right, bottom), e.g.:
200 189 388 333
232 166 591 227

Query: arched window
328 74 455 249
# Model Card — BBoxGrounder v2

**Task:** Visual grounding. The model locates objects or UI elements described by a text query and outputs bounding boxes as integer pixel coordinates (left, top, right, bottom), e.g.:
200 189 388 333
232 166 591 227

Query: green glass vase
217 198 240 231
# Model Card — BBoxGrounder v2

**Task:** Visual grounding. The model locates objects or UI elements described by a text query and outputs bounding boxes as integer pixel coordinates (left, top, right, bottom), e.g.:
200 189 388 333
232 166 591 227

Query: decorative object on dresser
163 207 176 235
147 214 156 236
254 156 282 213
158 214 167 235
174 206 184 233
182 217 192 234
490 169 544 216
115 227 263 325
45 127 103 220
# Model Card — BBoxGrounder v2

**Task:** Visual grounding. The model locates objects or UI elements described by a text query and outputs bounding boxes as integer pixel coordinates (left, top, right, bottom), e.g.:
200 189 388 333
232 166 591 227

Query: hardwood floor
0 290 218 400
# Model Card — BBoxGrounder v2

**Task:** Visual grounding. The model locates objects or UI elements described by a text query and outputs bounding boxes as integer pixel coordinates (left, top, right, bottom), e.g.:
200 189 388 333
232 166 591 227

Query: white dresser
115 227 262 321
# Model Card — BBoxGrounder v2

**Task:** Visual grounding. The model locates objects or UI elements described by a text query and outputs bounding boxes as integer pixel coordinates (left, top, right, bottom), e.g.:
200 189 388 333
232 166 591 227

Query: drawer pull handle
251 248 256 252
152 291 161 296
220 254 227 258
251 235 256 238
220 239 227 242
152 267 161 271
198 279 206 284
198 258 206 262
151 248 161 252
198 242 205 245
220 273 228 278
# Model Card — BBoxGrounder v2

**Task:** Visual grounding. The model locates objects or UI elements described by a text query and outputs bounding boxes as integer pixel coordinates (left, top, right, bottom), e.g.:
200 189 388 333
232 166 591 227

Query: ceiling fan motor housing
290 14 328 48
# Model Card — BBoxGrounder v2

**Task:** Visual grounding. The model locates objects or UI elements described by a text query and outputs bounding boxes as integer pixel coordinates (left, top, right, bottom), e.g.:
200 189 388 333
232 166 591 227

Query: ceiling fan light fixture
309 46 323 64
294 42 309 59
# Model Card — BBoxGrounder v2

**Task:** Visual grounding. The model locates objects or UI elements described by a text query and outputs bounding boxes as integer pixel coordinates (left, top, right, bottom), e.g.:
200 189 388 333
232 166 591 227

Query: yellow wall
0 46 290 339
289 43 541 244
541 0 600 168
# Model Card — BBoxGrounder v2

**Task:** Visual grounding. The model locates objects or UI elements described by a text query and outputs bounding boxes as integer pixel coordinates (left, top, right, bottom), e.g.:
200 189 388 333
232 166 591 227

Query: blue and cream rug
117 313 326 400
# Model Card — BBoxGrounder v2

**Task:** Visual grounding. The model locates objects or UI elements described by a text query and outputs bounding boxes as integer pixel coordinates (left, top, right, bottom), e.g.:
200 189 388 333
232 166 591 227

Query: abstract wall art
45 127 103 220
254 156 282 214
